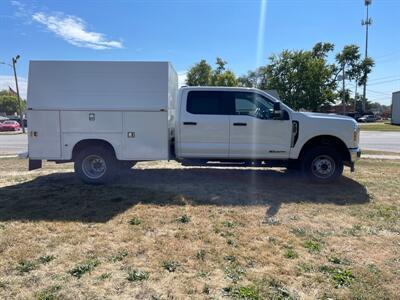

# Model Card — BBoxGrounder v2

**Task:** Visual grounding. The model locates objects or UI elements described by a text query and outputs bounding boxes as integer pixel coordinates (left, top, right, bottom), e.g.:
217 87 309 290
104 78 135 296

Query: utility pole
11 55 25 133
354 79 358 112
342 64 346 115
361 0 372 112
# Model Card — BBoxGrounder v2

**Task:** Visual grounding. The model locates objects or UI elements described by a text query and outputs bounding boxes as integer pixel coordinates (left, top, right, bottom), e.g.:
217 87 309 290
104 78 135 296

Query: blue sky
0 0 399 105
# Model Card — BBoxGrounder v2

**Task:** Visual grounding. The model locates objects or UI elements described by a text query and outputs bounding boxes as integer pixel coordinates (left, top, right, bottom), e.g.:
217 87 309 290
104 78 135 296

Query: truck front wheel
302 146 343 182
74 146 117 184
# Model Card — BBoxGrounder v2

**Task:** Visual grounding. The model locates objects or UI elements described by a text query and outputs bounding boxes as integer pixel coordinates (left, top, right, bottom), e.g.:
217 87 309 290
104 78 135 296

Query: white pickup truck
26 61 361 184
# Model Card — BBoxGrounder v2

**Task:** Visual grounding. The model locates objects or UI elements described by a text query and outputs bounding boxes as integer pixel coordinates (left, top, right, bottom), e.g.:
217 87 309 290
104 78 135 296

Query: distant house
392 91 400 125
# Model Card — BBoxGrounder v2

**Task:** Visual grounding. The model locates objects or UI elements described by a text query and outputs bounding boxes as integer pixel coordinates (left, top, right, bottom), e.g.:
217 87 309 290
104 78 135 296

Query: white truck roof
27 61 177 111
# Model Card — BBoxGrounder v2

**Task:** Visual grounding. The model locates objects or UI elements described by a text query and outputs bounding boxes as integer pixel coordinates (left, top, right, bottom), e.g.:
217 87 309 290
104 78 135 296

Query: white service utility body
27 61 361 183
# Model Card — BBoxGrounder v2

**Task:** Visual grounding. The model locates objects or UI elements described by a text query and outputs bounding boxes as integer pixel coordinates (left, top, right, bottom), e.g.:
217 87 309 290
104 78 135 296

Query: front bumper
348 147 361 172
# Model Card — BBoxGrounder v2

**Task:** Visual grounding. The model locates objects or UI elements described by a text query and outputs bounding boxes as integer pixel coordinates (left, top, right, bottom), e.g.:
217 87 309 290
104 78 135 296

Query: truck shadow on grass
0 168 369 223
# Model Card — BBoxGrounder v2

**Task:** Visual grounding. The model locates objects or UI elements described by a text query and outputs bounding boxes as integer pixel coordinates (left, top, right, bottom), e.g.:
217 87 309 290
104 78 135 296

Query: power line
369 75 400 82
368 78 400 86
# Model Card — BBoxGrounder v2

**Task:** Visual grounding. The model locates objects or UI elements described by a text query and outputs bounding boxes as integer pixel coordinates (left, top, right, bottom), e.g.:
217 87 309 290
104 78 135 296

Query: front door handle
233 122 247 126
183 122 197 125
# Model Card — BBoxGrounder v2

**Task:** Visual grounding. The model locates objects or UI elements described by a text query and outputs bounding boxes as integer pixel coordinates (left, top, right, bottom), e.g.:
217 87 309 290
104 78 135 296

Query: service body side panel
28 110 61 159
27 61 177 161
61 111 122 133
28 61 170 111
62 133 123 160
122 111 169 160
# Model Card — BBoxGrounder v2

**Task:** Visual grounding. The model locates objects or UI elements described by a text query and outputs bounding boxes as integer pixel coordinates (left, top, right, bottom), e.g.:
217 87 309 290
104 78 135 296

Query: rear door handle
183 122 197 125
233 122 247 126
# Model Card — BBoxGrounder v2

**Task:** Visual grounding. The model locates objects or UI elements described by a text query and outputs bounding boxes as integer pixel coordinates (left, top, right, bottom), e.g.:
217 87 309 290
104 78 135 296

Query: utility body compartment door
28 110 61 159
121 111 169 160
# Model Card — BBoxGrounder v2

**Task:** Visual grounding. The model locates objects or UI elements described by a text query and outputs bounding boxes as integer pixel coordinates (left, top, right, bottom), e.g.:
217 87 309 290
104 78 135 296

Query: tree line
0 44 378 115
0 90 26 116
185 42 375 112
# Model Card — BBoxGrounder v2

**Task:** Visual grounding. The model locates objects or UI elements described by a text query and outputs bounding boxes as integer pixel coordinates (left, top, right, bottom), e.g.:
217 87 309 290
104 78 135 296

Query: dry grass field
0 157 399 300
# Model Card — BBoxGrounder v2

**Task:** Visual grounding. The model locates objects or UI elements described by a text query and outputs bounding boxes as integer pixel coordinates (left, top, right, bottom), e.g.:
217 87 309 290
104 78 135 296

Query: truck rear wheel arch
72 139 117 161
72 139 118 184
298 135 350 163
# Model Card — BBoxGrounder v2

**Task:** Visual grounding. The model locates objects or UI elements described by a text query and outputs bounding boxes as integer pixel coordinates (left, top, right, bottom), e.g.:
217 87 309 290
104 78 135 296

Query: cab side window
187 91 221 115
233 92 274 119
187 91 232 115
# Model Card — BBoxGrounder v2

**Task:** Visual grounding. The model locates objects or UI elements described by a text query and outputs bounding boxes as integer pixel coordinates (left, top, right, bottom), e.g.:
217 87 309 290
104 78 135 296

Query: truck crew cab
26 61 361 184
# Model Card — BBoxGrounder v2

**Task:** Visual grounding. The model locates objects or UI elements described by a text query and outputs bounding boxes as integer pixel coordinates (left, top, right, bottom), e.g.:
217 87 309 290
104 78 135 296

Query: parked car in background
358 115 376 123
345 112 362 121
0 120 21 131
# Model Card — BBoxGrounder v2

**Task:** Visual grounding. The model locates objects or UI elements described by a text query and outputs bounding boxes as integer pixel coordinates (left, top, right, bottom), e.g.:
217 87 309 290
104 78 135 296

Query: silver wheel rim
82 154 107 179
311 155 335 179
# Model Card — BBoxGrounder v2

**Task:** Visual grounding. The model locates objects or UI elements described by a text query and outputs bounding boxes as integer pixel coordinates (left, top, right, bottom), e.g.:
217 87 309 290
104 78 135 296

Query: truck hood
300 112 355 121
297 112 358 127
291 111 359 149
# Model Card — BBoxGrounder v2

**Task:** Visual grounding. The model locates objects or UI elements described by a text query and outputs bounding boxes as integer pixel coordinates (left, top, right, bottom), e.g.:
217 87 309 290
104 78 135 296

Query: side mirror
272 102 282 119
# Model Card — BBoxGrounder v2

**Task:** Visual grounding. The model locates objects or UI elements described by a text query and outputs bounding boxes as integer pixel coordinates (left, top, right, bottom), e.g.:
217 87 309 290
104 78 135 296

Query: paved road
0 133 27 155
1 131 400 155
360 131 400 153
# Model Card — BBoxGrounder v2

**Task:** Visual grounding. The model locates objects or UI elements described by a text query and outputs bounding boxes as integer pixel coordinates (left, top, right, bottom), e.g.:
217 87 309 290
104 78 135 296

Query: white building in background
392 91 400 125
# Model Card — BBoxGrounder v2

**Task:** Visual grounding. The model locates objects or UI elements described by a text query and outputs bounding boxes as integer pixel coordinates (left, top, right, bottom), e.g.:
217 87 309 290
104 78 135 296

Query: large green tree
186 58 237 87
264 43 337 111
335 45 361 111
237 66 268 89
335 45 375 113
186 59 212 86
0 90 26 115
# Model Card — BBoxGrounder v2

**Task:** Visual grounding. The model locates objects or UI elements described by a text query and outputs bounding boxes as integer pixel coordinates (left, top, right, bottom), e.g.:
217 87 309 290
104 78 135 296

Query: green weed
304 240 321 253
39 255 55 264
284 248 299 259
98 272 112 280
290 227 306 237
128 217 141 225
176 214 191 223
68 259 100 278
224 264 246 282
36 285 61 300
224 285 261 300
110 250 128 262
127 269 149 282
320 265 355 287
16 260 37 274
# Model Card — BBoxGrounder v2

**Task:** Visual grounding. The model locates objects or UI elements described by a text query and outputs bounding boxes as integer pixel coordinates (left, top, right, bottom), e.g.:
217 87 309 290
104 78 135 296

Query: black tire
74 146 117 184
301 146 343 183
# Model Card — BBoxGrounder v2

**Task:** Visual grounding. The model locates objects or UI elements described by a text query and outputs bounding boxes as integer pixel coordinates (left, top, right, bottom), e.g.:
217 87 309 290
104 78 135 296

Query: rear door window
187 91 232 115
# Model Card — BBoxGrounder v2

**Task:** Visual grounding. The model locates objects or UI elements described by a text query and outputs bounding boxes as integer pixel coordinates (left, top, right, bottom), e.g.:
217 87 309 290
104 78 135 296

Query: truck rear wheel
302 146 343 183
74 146 117 184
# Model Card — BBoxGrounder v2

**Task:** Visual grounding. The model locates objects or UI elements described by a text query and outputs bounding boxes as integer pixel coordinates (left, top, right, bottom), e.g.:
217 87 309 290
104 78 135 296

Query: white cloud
178 71 187 87
32 12 123 50
0 75 28 99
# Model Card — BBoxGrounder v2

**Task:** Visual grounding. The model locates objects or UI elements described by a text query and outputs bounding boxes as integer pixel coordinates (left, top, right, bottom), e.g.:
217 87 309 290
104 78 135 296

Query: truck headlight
353 127 360 144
